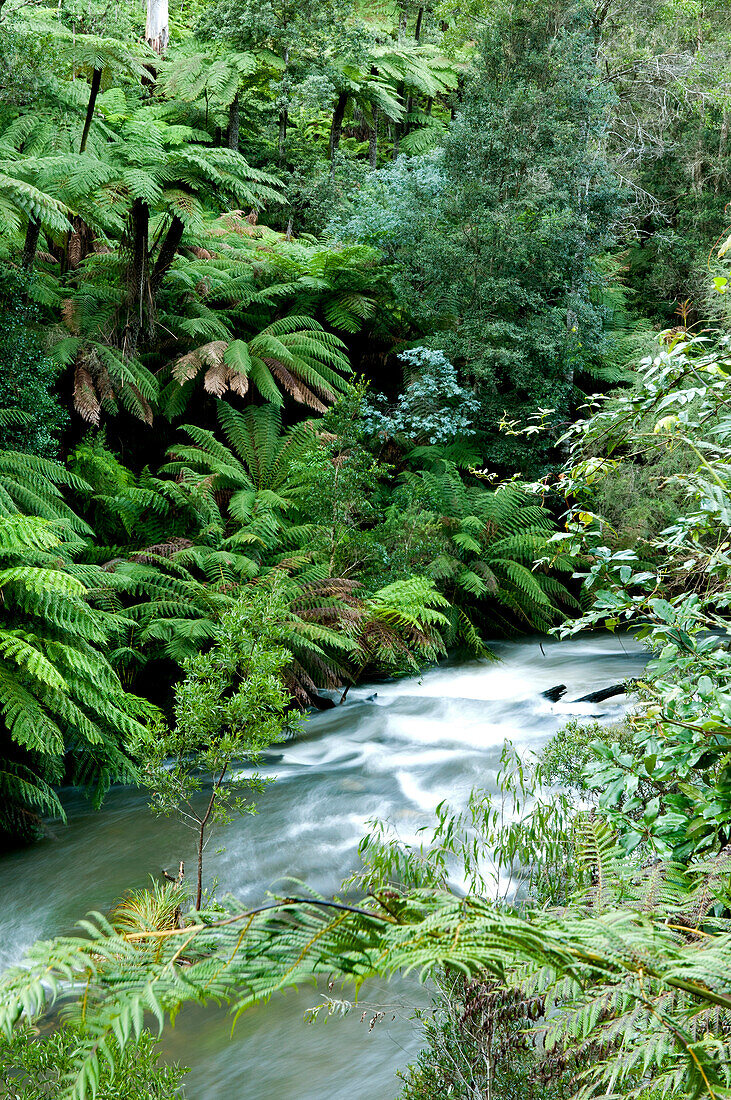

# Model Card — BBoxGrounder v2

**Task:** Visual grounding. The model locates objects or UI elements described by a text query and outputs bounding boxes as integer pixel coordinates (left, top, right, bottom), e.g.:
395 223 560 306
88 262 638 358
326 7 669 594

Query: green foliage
134 580 301 906
363 346 479 446
7 799 731 1100
0 267 67 456
334 5 622 471
550 332 731 859
397 973 571 1100
541 718 635 793
397 463 578 646
0 513 148 841
109 879 187 936
0 1024 186 1099
4 0 731 1094
170 315 351 413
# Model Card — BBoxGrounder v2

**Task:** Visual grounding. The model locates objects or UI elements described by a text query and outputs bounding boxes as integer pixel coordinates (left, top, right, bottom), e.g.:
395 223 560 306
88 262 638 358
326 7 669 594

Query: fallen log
573 681 637 704
542 684 567 702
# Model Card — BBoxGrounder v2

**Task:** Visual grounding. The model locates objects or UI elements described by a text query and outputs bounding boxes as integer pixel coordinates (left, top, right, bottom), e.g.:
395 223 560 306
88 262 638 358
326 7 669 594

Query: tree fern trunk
22 218 41 269
124 198 150 356
369 109 379 169
150 214 184 297
278 109 288 164
414 5 424 40
227 93 240 151
329 92 348 177
79 67 102 154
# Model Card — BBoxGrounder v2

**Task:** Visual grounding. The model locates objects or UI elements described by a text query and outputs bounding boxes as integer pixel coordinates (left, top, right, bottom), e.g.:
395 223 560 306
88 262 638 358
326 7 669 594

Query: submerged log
573 681 637 704
542 684 567 702
311 692 337 711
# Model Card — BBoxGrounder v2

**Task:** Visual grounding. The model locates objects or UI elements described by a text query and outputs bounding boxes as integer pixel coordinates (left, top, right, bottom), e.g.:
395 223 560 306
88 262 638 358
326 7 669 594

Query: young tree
135 580 301 909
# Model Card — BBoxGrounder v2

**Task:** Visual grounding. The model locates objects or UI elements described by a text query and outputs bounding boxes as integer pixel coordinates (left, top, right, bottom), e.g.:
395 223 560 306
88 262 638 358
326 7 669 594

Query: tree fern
402 462 577 645
170 315 351 412
0 514 148 840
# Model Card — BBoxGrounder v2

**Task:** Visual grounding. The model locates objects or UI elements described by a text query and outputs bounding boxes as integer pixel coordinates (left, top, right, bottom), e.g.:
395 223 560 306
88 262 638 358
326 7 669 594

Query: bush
541 718 635 792
0 1024 186 1098
0 267 67 457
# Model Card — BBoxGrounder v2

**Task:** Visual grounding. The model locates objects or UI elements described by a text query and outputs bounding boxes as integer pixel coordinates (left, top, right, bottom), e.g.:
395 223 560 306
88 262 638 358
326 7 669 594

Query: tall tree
196 0 352 163
146 0 169 54
337 1 621 472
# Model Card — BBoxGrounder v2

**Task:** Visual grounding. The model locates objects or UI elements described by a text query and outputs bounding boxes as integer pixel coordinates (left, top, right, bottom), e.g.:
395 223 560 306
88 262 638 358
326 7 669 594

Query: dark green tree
0 267 67 456
335 1 623 472
435 1 621 471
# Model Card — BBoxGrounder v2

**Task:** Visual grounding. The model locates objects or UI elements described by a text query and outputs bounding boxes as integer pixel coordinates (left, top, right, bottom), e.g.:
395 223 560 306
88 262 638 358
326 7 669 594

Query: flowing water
0 633 648 1098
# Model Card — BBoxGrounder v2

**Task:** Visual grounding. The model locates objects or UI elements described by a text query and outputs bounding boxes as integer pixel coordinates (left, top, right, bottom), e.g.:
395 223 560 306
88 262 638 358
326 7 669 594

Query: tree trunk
227 93 240 151
278 108 288 164
145 0 169 55
22 218 41 269
129 199 149 310
414 5 424 40
150 214 184 297
278 47 289 165
195 820 205 910
194 765 226 910
79 67 102 154
124 198 150 357
369 108 379 168
329 92 349 176
394 82 405 157
718 110 729 193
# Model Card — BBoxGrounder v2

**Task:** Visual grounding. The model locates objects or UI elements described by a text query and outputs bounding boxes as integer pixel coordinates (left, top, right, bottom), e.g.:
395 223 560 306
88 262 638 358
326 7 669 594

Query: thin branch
123 897 391 942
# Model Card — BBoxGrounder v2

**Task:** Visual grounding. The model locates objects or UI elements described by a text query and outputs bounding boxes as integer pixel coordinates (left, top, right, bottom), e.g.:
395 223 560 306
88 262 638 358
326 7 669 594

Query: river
0 633 648 1098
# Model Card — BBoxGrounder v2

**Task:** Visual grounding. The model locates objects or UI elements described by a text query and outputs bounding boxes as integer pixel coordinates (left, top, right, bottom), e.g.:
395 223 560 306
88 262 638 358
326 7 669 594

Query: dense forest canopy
3 0 731 1096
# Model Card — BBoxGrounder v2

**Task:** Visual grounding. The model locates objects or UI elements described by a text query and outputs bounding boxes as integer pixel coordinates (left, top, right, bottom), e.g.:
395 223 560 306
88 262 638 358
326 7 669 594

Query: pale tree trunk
720 110 729 158
278 109 288 164
146 0 169 55
714 109 729 193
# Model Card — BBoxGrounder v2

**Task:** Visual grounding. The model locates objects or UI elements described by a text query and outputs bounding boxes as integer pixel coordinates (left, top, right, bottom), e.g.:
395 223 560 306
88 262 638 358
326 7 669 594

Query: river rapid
0 633 648 1099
